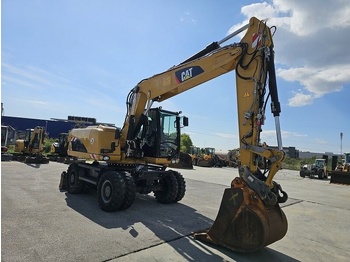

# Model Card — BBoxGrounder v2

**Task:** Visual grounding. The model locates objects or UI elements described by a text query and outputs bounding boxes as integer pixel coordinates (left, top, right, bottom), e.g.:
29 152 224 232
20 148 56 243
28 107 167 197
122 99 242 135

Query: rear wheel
97 171 125 212
154 173 178 204
67 163 85 194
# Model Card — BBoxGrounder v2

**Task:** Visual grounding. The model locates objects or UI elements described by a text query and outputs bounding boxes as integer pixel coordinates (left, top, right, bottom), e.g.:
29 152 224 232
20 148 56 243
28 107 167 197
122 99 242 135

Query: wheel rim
69 172 75 185
101 180 112 203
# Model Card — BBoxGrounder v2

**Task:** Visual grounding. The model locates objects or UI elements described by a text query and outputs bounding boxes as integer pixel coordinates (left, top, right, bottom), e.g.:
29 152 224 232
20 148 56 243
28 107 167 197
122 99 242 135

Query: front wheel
318 170 326 179
173 171 186 202
97 171 126 212
154 173 178 204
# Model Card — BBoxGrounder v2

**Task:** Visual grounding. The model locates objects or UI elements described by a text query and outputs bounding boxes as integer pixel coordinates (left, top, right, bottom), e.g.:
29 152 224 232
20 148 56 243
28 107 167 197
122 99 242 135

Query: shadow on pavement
64 190 299 262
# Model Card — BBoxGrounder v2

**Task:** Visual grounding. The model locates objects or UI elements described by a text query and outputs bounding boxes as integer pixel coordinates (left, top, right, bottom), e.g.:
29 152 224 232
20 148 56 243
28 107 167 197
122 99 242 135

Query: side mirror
182 116 189 127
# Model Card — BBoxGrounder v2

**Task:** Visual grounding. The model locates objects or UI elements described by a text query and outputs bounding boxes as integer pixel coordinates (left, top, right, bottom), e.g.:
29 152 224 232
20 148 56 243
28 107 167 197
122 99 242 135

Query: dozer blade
194 177 288 252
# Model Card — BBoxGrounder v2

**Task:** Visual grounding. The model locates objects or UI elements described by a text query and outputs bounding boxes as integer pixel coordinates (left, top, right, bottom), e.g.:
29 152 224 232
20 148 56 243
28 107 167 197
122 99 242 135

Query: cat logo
175 66 204 83
243 90 251 98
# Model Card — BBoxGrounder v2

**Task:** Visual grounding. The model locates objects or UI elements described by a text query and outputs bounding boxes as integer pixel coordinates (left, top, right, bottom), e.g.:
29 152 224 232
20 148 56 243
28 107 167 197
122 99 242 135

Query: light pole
340 132 343 155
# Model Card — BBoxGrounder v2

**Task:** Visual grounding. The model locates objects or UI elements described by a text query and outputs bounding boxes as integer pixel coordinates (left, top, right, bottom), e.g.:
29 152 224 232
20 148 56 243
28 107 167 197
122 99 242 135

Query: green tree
180 133 193 153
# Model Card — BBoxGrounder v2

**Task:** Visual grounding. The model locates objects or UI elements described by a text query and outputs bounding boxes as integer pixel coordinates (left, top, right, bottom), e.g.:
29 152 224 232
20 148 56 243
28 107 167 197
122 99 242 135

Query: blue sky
2 0 350 154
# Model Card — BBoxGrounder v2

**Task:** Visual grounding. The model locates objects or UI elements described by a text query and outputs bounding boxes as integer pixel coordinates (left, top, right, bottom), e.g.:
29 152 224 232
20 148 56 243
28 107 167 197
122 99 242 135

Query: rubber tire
67 163 85 194
173 171 186 202
97 171 126 212
318 170 325 179
119 172 136 210
154 173 178 204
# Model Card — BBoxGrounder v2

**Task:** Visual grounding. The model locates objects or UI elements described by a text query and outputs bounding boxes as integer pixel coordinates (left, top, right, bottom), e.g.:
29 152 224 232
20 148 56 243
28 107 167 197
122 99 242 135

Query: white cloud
28 100 49 106
278 65 350 106
180 11 196 24
230 0 350 107
260 129 307 145
2 62 73 90
215 133 237 139
241 2 277 20
261 129 306 139
287 92 314 107
273 0 350 36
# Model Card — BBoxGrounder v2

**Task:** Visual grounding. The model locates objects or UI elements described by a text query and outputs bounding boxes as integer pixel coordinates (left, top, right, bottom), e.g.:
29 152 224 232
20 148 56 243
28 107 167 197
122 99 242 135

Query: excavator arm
122 17 286 196
121 17 288 252
120 42 243 149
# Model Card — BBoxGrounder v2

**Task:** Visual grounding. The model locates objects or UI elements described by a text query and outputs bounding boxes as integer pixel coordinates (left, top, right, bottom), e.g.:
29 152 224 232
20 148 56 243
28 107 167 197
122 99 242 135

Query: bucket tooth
194 177 288 252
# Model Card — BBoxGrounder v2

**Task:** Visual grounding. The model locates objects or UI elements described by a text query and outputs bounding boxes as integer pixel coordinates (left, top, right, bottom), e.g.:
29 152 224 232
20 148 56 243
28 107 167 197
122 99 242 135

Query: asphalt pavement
1 161 350 261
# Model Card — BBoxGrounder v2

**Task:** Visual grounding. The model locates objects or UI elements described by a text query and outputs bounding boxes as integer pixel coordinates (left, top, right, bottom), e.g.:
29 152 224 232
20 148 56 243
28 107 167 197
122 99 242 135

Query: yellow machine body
63 17 288 252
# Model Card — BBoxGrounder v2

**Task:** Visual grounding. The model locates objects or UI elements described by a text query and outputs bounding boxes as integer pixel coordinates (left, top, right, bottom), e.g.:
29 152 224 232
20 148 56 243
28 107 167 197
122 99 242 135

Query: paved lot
2 161 350 261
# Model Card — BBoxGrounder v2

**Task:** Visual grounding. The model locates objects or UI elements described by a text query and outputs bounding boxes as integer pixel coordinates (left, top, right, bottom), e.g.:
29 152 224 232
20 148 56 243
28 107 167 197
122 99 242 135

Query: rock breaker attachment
194 177 288 252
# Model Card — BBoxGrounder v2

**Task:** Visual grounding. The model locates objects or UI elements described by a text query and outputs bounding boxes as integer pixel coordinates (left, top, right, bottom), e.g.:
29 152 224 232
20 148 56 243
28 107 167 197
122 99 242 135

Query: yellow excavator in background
60 17 288 252
12 126 49 164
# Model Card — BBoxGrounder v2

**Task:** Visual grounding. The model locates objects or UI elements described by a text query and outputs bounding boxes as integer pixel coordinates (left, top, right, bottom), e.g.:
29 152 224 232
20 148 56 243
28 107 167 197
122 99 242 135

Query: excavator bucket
330 171 350 184
194 177 288 252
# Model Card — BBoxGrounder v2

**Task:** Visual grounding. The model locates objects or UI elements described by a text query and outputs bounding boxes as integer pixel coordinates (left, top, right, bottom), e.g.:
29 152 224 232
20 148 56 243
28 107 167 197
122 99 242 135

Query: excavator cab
140 108 188 160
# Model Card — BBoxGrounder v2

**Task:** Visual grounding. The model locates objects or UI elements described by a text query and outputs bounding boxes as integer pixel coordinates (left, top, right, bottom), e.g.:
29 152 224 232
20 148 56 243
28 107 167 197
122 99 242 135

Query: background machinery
12 126 49 164
1 125 16 161
48 132 78 163
60 17 288 252
48 133 68 161
330 153 350 184
168 151 193 169
197 147 223 167
300 157 329 179
189 146 201 166
216 149 240 168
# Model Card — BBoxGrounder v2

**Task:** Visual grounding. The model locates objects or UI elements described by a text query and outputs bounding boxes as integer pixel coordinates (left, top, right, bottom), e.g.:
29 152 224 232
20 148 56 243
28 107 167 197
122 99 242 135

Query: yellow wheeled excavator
60 17 288 252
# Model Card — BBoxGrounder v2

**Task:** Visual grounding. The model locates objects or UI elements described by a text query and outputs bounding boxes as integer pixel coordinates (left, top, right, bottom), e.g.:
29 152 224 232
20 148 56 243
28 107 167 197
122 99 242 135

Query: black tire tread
67 163 85 194
154 173 178 204
173 171 186 202
119 172 136 210
97 171 125 212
